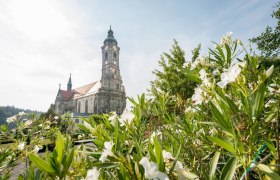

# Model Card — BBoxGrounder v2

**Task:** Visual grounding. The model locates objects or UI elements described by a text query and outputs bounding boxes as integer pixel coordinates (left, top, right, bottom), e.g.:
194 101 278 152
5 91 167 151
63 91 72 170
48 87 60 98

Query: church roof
60 90 75 101
74 81 98 96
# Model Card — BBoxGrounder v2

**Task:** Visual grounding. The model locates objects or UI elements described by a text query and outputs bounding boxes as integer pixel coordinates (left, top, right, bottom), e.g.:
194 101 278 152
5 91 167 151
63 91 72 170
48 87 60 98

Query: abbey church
54 27 126 115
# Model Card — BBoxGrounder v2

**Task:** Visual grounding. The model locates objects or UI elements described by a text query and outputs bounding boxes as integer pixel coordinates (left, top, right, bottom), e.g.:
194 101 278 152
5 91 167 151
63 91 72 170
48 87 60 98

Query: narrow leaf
208 136 235 154
209 151 220 180
29 154 56 175
257 164 280 179
220 157 237 180
153 138 165 172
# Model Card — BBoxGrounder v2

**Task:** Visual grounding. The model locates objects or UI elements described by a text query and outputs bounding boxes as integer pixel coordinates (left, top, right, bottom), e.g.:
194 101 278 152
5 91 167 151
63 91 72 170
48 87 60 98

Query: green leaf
220 157 237 180
209 151 220 180
29 153 56 175
208 136 235 154
153 138 165 172
184 70 201 83
61 148 75 178
114 119 119 151
148 142 156 162
257 164 280 179
252 84 265 119
91 162 118 168
225 43 231 66
169 145 181 176
215 43 225 62
55 132 64 164
180 171 199 179
210 102 233 135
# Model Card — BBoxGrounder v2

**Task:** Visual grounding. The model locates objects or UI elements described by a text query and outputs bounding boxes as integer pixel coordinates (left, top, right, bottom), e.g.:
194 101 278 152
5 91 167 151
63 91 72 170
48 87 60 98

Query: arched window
78 102 81 113
105 52 108 60
85 100 88 113
113 52 117 58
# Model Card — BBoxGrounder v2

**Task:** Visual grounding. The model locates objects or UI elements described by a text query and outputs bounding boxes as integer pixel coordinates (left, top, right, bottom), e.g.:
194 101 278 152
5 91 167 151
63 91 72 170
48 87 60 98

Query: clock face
113 45 117 51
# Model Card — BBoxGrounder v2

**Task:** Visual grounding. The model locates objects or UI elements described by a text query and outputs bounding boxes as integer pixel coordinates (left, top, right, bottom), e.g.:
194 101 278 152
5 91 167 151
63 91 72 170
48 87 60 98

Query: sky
0 0 277 111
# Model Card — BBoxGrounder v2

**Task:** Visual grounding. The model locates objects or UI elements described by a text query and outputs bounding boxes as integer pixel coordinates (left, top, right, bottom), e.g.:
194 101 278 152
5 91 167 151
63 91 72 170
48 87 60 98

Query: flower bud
265 65 274 78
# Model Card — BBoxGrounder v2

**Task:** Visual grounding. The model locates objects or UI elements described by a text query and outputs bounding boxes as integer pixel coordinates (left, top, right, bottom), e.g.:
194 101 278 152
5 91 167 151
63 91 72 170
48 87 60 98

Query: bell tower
99 26 126 113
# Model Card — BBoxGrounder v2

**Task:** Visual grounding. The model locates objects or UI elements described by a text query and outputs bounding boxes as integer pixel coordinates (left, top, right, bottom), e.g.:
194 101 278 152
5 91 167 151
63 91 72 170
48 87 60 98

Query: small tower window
78 102 81 113
116 83 119 89
113 52 117 58
85 100 88 113
105 52 108 60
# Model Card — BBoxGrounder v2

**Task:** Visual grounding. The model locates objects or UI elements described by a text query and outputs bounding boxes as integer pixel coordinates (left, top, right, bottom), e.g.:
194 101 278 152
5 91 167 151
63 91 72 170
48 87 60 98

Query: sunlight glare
9 0 71 40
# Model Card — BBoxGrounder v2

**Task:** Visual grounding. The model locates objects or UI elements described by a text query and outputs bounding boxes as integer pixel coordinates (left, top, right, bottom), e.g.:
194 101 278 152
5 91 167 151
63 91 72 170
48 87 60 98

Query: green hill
0 106 42 125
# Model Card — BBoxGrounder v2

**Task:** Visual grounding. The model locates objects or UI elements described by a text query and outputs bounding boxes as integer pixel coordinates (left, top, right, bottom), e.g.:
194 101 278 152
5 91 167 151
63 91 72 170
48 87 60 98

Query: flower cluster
108 109 135 127
220 32 233 46
139 157 168 180
217 62 244 88
99 141 114 163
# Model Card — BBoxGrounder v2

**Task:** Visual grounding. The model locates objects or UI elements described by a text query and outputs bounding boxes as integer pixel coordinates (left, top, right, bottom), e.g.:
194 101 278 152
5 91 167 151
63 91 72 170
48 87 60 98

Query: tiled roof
60 90 75 101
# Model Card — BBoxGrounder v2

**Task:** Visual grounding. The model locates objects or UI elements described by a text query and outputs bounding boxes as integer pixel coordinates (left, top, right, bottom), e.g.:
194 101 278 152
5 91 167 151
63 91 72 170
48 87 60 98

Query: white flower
85 167 100 180
99 141 114 163
54 116 59 120
45 125 50 130
217 63 242 88
191 86 205 105
33 145 42 154
265 65 274 78
78 135 83 139
199 69 211 87
221 32 233 46
6 116 16 123
119 109 134 126
18 111 25 116
24 120 32 127
236 39 243 45
162 150 174 162
139 157 169 180
18 142 25 151
185 106 197 113
174 160 184 172
108 112 118 126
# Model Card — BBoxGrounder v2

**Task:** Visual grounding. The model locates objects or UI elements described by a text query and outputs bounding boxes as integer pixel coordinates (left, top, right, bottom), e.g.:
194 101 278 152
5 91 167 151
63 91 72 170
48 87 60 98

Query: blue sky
0 0 277 111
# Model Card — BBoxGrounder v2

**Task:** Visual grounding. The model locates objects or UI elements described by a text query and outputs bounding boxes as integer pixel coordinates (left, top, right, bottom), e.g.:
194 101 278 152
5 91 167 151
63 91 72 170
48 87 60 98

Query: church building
54 27 126 115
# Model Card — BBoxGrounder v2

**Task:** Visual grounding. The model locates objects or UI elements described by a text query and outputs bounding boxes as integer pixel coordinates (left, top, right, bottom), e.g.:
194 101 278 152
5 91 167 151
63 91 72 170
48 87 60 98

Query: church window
116 83 119 89
105 52 108 60
113 52 117 58
78 102 81 113
85 100 88 113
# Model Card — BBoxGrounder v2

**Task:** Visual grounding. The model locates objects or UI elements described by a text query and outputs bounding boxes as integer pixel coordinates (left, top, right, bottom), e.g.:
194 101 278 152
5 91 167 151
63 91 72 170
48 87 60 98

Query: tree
250 2 280 57
150 40 200 108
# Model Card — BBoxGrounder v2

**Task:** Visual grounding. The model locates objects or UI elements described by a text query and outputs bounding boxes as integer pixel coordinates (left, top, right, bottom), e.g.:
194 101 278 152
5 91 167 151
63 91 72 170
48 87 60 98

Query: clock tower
99 26 126 113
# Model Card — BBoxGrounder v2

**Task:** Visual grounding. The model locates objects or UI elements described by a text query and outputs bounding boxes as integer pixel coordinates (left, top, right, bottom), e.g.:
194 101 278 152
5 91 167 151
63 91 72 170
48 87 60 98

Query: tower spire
67 73 72 91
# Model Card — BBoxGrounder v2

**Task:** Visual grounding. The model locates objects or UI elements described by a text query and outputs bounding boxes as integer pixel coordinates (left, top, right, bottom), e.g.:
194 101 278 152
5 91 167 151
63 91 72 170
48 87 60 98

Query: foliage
250 2 280 58
29 132 75 179
150 40 200 113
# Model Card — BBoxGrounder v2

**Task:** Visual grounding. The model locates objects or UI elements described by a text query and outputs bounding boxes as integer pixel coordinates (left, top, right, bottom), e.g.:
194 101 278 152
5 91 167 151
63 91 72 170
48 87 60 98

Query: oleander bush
0 33 279 179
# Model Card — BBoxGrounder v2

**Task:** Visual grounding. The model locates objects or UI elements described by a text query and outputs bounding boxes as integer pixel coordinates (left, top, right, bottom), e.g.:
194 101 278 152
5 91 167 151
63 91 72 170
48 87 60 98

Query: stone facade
54 27 126 115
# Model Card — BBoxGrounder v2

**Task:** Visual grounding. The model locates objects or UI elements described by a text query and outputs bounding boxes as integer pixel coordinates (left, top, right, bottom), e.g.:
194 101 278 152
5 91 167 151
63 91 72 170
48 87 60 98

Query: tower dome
104 26 118 45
